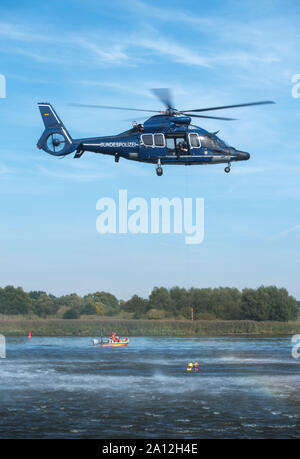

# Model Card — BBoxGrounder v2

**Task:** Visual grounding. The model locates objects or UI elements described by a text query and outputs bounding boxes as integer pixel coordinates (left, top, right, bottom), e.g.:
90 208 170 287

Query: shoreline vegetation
0 317 300 337
0 285 299 336
0 285 299 322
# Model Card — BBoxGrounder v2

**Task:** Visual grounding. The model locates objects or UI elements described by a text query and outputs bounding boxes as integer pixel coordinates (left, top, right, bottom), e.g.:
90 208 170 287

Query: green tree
210 287 242 320
148 287 175 316
0 286 32 315
63 307 80 319
33 293 59 317
241 286 298 322
123 295 149 318
29 291 47 300
188 288 214 317
94 302 106 315
169 287 189 316
85 291 120 316
265 286 298 321
59 293 83 309
81 302 97 315
241 287 271 321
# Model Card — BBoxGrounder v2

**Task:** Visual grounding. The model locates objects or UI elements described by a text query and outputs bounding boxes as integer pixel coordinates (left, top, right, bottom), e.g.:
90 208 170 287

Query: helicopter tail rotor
37 103 75 156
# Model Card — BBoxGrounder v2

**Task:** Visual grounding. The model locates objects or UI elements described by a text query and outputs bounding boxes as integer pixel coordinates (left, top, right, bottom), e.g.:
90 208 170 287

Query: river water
0 336 299 438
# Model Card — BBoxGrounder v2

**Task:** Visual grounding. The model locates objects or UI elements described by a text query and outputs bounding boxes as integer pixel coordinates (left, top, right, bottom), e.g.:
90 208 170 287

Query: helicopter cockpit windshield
215 136 229 148
199 134 229 151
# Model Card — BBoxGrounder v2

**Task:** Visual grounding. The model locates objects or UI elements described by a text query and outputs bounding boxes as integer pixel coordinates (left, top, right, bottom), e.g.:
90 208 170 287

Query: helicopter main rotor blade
150 88 174 110
183 113 237 121
69 103 162 113
181 100 275 113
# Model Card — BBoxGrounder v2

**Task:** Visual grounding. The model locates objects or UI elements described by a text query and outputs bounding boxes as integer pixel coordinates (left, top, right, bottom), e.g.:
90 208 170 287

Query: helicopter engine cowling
170 115 191 125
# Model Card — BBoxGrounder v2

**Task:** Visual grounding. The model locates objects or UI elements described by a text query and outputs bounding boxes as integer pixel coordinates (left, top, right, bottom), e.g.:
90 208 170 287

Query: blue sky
0 0 299 300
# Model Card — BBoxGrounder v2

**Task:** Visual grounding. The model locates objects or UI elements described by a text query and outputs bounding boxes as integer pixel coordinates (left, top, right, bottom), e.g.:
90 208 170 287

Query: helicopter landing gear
224 163 231 173
156 159 163 176
114 153 120 163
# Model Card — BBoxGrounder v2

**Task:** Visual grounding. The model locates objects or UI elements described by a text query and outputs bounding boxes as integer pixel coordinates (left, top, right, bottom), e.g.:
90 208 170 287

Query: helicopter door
166 136 189 156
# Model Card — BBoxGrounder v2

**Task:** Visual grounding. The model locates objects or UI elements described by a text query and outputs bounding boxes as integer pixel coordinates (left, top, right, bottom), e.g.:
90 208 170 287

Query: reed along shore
0 317 300 337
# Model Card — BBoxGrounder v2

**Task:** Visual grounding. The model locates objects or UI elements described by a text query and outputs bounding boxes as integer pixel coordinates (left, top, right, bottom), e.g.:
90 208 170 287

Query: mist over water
0 336 299 438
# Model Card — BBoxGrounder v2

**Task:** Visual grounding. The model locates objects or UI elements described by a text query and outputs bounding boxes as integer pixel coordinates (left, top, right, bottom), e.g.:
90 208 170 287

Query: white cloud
73 37 130 65
0 21 131 67
1 7 299 76
273 224 300 238
134 37 212 67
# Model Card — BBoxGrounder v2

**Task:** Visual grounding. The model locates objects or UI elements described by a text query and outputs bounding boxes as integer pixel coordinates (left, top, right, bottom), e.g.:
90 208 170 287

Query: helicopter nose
237 151 250 161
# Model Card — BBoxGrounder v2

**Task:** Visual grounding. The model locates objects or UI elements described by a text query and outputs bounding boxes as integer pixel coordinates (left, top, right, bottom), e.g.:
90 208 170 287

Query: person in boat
110 332 116 342
107 332 114 344
187 363 193 371
110 332 121 343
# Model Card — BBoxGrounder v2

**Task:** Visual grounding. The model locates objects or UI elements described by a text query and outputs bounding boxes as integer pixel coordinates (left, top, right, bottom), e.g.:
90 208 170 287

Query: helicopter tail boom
37 103 75 156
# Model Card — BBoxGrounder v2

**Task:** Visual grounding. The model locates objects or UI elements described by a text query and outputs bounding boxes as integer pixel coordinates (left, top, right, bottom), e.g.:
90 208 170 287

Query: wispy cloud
123 0 215 28
1 10 296 73
273 224 300 238
0 21 131 67
134 37 212 67
0 21 48 42
72 37 130 65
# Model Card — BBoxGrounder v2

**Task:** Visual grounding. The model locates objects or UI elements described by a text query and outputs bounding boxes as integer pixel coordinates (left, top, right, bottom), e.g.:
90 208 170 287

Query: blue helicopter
37 89 274 176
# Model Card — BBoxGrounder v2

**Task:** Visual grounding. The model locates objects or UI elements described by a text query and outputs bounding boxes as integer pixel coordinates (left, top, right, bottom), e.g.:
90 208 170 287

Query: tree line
0 285 298 322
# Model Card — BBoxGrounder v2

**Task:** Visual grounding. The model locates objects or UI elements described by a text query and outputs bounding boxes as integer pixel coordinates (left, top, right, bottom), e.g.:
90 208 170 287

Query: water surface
0 336 299 438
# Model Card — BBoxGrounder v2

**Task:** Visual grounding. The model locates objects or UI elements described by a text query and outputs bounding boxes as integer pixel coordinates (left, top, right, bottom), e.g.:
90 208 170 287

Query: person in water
186 362 200 372
194 362 200 371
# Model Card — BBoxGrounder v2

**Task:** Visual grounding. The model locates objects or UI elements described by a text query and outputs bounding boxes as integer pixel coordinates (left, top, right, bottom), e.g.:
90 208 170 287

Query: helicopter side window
166 138 176 151
142 134 154 146
154 134 165 147
189 133 201 148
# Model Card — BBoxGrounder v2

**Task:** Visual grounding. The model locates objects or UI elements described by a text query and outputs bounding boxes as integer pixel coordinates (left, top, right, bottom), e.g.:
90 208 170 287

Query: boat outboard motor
92 339 99 346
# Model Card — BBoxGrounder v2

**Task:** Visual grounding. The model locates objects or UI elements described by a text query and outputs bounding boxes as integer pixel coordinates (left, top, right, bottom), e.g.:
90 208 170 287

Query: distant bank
0 318 300 337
